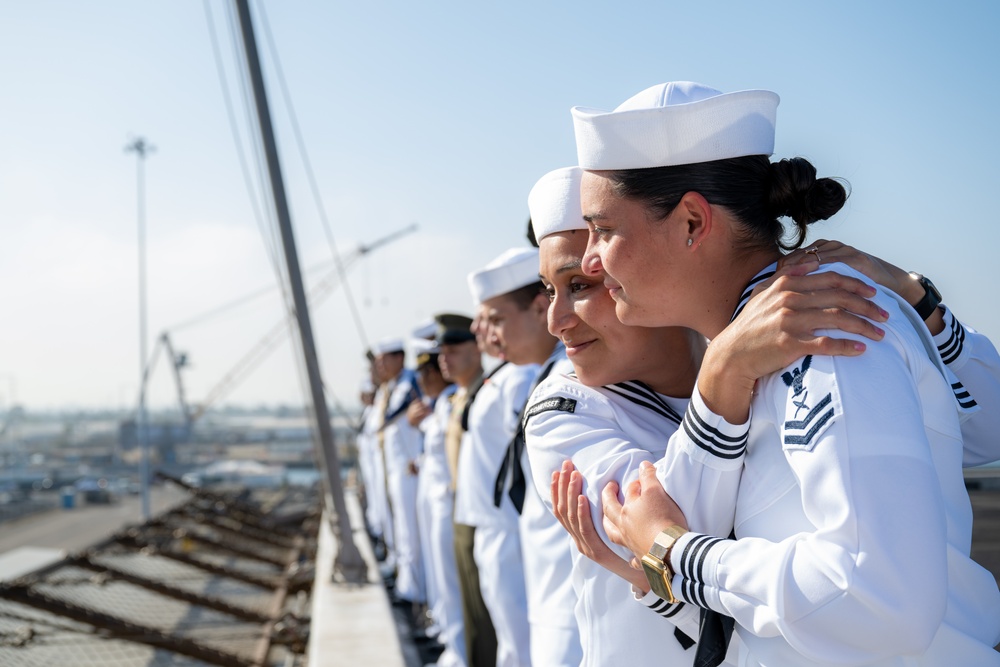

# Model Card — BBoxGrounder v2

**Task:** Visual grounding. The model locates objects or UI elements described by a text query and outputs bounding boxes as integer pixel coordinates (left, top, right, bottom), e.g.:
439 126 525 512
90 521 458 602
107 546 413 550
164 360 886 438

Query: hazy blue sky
1 1 997 412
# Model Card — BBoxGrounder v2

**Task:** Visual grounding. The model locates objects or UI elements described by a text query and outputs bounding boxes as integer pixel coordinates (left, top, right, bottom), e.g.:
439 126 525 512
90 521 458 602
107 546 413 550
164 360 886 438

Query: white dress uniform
356 403 380 537
525 367 749 666
661 262 1000 667
512 345 583 667
381 368 426 603
365 388 395 562
455 360 537 667
416 384 467 667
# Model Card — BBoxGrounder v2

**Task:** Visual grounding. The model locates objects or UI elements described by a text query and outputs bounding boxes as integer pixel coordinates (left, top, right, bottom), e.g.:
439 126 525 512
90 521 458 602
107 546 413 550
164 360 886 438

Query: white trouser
416 472 440 617
373 447 394 558
422 486 466 665
387 470 424 602
474 523 530 667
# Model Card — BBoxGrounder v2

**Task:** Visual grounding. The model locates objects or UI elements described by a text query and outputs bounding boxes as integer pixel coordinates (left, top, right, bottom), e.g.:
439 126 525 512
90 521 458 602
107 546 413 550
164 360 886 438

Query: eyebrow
539 259 582 283
556 260 582 275
582 213 605 223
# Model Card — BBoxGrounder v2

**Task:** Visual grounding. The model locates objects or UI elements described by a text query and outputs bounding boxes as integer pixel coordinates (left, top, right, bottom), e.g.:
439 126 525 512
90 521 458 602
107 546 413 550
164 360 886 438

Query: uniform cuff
632 586 701 638
934 306 968 367
634 586 686 619
669 532 734 612
680 381 750 466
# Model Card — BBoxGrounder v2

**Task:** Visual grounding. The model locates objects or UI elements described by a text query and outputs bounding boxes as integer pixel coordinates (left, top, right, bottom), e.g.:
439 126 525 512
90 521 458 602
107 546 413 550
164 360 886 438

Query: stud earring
686 238 693 247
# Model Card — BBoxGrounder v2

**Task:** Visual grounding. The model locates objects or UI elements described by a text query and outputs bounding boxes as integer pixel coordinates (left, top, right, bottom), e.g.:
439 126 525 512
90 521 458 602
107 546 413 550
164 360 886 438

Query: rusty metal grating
0 480 320 667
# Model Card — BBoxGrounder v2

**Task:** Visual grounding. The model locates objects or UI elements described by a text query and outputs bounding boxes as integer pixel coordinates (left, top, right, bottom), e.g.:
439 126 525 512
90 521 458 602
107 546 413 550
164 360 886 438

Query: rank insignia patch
781 355 840 451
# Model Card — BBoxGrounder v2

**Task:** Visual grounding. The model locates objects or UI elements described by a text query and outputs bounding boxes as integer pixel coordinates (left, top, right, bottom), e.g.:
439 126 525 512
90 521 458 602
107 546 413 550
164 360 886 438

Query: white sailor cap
410 337 440 367
372 337 405 356
411 318 438 340
572 81 780 170
467 247 540 304
528 166 585 241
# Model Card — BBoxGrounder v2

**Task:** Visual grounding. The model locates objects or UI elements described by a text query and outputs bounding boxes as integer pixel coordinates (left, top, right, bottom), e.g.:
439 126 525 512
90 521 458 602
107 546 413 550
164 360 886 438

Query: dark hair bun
768 157 847 225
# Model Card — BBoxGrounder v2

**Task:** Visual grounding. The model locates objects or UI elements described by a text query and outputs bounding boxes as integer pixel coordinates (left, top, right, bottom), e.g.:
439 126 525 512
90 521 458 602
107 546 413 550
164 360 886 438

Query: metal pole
233 0 366 582
126 137 154 520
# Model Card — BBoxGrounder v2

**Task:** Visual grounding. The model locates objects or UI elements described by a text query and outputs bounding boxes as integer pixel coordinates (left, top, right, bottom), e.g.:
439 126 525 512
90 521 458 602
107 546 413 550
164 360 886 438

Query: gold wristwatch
641 525 688 603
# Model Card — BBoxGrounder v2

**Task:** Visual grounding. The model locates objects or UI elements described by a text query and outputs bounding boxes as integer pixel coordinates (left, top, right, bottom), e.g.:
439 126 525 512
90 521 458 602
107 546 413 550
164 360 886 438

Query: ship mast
233 0 366 582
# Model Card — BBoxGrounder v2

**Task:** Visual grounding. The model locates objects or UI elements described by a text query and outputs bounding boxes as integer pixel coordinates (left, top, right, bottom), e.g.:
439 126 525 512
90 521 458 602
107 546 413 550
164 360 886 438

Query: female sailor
522 166 887 665
576 81 1000 665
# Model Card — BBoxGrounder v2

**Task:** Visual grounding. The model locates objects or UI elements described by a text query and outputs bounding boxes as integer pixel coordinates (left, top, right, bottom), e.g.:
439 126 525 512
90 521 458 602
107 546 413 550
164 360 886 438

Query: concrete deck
307 496 406 667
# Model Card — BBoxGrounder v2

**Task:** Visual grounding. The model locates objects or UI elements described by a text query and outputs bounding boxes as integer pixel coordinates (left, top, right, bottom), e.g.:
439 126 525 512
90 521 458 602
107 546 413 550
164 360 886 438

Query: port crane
131 223 416 444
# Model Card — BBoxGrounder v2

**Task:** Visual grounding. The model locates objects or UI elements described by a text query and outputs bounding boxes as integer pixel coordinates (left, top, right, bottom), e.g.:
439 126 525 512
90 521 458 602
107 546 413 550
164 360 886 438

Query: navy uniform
356 380 384 541
366 380 395 566
456 359 536 667
512 345 583 667
526 371 747 665
417 379 465 666
659 263 1000 666
381 363 426 604
460 247 554 667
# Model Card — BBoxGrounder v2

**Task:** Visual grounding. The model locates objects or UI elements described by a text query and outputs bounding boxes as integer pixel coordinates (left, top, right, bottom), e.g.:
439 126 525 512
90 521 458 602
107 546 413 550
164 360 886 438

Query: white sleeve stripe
676 534 729 609
951 382 978 409
682 404 748 460
682 578 708 609
660 602 685 618
938 314 966 364
648 597 686 617
680 535 722 581
693 537 725 585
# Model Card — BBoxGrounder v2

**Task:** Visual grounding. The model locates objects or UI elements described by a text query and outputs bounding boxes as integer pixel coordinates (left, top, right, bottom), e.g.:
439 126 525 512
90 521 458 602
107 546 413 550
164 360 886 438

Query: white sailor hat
572 81 780 170
372 337 405 356
411 318 438 340
410 337 440 368
528 166 585 241
467 247 540 304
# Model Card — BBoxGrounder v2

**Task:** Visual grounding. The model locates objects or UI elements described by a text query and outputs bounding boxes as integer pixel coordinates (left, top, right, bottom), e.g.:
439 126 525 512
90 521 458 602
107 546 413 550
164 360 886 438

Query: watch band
908 272 942 321
650 525 688 566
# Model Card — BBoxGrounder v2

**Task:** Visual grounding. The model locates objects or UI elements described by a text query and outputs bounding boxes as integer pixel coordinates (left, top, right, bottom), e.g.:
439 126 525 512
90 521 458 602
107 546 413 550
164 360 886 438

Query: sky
0 0 997 415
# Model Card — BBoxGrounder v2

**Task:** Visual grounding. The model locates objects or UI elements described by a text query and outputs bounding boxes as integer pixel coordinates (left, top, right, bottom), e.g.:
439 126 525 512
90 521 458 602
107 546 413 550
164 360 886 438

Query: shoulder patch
780 355 841 452
523 397 577 424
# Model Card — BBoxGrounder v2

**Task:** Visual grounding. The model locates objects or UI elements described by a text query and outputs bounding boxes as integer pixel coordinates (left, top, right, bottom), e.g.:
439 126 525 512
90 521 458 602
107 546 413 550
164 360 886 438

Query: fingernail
877 307 889 319
854 342 867 352
874 326 885 337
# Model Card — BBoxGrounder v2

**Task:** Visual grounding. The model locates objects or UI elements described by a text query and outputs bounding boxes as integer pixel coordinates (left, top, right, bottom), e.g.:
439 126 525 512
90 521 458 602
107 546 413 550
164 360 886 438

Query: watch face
641 554 675 603
923 277 942 302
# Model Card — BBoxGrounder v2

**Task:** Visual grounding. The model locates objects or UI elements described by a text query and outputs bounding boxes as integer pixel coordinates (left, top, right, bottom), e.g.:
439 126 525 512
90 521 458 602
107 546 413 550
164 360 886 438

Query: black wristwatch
908 272 942 321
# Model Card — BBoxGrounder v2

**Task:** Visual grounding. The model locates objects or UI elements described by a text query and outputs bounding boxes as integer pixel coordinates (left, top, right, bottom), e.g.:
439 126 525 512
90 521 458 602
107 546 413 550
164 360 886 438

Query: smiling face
579 171 685 328
480 288 550 366
541 229 698 390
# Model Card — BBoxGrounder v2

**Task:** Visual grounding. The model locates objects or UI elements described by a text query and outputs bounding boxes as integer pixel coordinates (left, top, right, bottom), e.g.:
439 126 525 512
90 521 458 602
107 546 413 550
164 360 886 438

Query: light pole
125 136 154 519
